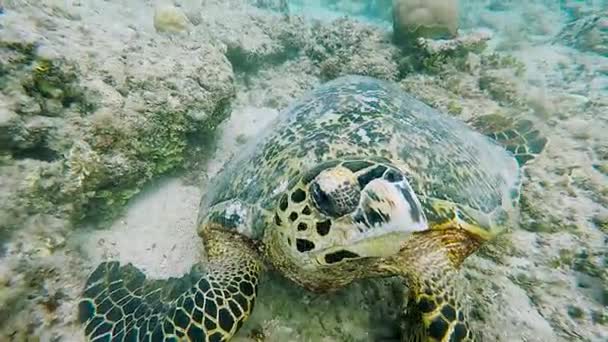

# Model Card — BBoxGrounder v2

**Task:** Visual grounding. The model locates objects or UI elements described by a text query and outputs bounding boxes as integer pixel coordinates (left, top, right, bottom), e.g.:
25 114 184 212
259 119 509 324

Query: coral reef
304 17 399 80
199 0 399 80
0 3 235 234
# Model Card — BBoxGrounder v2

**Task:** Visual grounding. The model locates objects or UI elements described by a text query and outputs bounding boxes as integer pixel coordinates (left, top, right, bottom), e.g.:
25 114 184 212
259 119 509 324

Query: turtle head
267 159 429 284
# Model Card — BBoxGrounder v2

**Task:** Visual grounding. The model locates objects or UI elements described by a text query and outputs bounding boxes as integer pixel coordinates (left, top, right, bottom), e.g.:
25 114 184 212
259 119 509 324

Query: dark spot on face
357 165 387 188
291 189 306 203
297 222 308 231
287 237 292 246
296 239 315 252
364 207 389 227
428 317 449 340
289 212 298 222
315 220 331 236
451 323 468 342
274 214 282 226
279 194 288 211
384 169 403 182
441 305 456 321
302 206 311 215
458 311 464 322
353 212 366 226
324 250 360 264
399 185 421 222
418 297 436 313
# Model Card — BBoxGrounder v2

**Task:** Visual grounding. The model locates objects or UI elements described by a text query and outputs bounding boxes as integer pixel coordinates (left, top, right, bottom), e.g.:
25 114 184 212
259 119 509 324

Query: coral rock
392 0 459 44
153 4 192 33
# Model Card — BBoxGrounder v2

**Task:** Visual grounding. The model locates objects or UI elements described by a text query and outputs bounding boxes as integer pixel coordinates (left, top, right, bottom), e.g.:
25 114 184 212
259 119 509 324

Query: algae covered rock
153 4 192 33
392 0 459 44
0 8 235 235
305 17 399 81
197 0 310 72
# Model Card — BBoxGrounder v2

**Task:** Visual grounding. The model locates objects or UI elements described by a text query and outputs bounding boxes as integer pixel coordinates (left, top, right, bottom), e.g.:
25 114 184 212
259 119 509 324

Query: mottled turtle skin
79 76 546 342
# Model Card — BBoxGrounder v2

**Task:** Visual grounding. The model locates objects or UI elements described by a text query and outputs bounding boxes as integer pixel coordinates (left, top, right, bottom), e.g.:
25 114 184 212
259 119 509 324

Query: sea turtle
78 75 547 342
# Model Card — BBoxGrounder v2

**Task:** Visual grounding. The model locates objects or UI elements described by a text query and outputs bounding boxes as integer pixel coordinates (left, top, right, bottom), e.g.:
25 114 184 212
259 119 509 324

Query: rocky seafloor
0 0 606 341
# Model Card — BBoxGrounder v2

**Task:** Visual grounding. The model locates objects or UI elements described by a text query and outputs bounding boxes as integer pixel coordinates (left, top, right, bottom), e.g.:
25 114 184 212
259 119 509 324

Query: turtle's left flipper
468 114 548 166
78 229 261 342
380 228 482 342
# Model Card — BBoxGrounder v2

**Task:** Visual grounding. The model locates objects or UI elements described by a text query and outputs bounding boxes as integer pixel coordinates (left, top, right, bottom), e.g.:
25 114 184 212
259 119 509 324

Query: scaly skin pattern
78 229 261 342
378 226 484 342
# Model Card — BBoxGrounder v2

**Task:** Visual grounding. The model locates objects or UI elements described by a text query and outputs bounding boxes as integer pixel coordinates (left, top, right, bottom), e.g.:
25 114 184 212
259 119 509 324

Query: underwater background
0 0 607 341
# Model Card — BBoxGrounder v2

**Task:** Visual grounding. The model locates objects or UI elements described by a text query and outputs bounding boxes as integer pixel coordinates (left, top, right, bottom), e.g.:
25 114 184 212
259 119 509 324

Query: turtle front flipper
78 229 261 342
380 227 484 342
468 114 547 166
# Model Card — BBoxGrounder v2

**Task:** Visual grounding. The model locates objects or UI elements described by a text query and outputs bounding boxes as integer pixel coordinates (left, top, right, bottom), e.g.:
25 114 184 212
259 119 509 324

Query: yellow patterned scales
78 76 547 342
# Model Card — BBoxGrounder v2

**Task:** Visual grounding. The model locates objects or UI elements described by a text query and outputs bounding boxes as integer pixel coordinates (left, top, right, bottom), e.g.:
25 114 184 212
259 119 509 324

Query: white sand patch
76 178 202 279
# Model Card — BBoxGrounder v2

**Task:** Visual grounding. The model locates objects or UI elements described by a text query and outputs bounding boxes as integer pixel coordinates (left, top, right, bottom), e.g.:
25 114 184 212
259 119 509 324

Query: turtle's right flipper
380 228 482 342
78 230 261 342
468 114 548 166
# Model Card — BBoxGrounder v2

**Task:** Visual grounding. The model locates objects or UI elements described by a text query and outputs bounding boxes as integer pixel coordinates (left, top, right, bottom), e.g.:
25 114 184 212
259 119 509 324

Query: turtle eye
310 182 336 217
